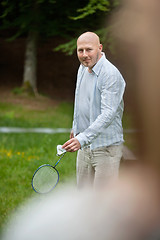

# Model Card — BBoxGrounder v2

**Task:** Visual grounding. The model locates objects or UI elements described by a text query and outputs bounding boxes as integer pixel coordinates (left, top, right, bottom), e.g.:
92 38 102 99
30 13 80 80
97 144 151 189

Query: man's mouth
83 59 90 63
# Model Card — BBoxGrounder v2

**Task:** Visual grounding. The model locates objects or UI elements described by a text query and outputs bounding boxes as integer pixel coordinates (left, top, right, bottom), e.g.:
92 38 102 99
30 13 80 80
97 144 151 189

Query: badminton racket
31 152 66 194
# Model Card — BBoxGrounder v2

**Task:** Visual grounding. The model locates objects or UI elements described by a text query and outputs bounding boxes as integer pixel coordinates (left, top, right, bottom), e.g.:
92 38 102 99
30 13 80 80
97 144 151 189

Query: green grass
0 133 77 223
0 100 77 230
0 99 135 231
0 101 73 128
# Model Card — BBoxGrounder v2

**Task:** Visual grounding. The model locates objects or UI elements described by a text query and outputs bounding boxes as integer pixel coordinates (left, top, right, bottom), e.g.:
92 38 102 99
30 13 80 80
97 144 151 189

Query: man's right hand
62 137 81 152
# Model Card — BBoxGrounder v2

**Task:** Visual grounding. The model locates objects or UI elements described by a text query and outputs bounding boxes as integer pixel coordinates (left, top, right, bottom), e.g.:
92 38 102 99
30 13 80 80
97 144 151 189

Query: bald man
62 32 126 188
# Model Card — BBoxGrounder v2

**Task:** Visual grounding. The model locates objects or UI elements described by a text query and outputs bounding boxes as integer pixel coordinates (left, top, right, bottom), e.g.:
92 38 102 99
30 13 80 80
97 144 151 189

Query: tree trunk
22 31 38 95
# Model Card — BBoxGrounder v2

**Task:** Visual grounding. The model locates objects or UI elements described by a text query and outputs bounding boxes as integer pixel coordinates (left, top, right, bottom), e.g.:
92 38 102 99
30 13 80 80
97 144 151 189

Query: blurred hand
62 138 81 152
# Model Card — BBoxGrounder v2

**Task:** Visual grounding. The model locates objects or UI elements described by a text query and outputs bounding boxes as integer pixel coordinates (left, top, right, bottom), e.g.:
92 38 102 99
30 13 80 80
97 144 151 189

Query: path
0 127 138 134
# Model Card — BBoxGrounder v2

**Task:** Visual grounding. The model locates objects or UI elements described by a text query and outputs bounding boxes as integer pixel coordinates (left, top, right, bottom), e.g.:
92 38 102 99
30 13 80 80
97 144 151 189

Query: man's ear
99 44 103 51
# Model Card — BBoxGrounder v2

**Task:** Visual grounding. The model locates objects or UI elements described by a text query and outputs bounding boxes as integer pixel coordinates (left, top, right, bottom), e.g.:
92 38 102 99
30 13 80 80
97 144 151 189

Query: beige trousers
76 144 123 188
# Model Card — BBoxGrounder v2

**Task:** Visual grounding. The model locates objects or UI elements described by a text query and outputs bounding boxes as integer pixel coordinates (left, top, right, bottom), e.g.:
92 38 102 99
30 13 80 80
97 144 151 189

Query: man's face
77 40 102 70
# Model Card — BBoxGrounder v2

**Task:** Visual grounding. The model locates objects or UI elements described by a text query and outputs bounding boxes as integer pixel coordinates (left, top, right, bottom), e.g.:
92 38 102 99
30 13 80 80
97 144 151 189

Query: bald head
77 32 100 45
77 32 102 71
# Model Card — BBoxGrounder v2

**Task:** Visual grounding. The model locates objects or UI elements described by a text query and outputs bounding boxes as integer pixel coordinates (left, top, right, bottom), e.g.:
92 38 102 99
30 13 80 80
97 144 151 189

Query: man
62 32 126 188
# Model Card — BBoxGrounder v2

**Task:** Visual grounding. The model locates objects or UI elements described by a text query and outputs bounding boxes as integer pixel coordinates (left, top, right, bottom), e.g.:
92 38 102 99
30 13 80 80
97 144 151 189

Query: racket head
31 164 59 194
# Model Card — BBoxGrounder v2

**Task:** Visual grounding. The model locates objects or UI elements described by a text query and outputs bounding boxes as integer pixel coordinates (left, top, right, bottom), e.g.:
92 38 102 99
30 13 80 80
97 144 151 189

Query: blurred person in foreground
1 169 160 240
62 31 126 188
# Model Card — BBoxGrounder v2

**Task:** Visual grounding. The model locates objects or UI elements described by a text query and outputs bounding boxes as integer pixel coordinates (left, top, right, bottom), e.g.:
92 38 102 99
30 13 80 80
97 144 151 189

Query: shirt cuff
75 133 89 148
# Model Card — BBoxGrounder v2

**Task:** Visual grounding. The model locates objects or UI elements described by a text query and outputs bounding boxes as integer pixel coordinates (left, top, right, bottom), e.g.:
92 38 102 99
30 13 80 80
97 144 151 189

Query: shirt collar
92 52 106 76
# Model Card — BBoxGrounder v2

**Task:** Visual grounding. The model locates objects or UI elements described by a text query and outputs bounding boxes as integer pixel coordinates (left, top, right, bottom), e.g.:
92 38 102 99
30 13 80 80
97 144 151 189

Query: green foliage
12 87 24 95
0 0 119 41
54 27 115 56
54 38 77 56
54 0 119 55
0 0 120 58
70 0 111 20
0 0 91 40
12 84 37 96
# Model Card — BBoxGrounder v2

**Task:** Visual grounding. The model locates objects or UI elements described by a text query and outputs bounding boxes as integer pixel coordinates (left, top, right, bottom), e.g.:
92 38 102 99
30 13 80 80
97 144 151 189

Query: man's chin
82 63 88 67
82 62 92 68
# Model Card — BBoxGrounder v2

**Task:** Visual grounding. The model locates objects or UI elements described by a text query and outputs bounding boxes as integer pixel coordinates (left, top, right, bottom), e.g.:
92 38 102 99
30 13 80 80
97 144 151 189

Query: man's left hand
62 138 81 152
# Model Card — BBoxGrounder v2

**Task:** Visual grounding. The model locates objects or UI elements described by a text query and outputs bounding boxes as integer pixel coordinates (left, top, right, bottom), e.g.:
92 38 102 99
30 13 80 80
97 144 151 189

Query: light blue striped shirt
73 53 126 150
77 70 95 132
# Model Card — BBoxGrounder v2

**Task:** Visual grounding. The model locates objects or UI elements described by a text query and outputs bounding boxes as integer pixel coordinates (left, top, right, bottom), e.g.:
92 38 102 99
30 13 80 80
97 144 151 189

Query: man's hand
62 138 81 152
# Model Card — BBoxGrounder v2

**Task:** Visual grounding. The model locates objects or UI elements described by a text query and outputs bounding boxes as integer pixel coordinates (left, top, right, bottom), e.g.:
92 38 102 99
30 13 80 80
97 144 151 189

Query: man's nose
82 50 88 57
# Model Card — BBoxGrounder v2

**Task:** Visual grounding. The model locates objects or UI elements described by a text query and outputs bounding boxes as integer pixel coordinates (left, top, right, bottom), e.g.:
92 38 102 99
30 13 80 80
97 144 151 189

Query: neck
88 68 92 73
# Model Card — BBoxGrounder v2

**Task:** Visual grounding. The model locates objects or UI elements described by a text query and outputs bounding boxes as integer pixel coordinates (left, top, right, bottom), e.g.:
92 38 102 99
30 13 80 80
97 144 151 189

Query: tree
0 0 88 94
55 0 119 55
0 0 118 95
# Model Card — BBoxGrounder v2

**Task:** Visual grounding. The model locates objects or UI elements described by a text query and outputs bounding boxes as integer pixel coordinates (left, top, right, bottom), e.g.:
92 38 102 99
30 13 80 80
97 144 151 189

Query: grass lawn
0 96 77 230
0 93 135 231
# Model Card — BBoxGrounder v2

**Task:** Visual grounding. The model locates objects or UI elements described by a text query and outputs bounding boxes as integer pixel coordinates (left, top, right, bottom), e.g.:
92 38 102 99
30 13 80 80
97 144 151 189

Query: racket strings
32 166 59 193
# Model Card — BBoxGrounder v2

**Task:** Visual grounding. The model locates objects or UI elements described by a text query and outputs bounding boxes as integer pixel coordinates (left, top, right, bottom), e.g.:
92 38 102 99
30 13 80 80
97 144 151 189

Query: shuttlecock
56 145 66 156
